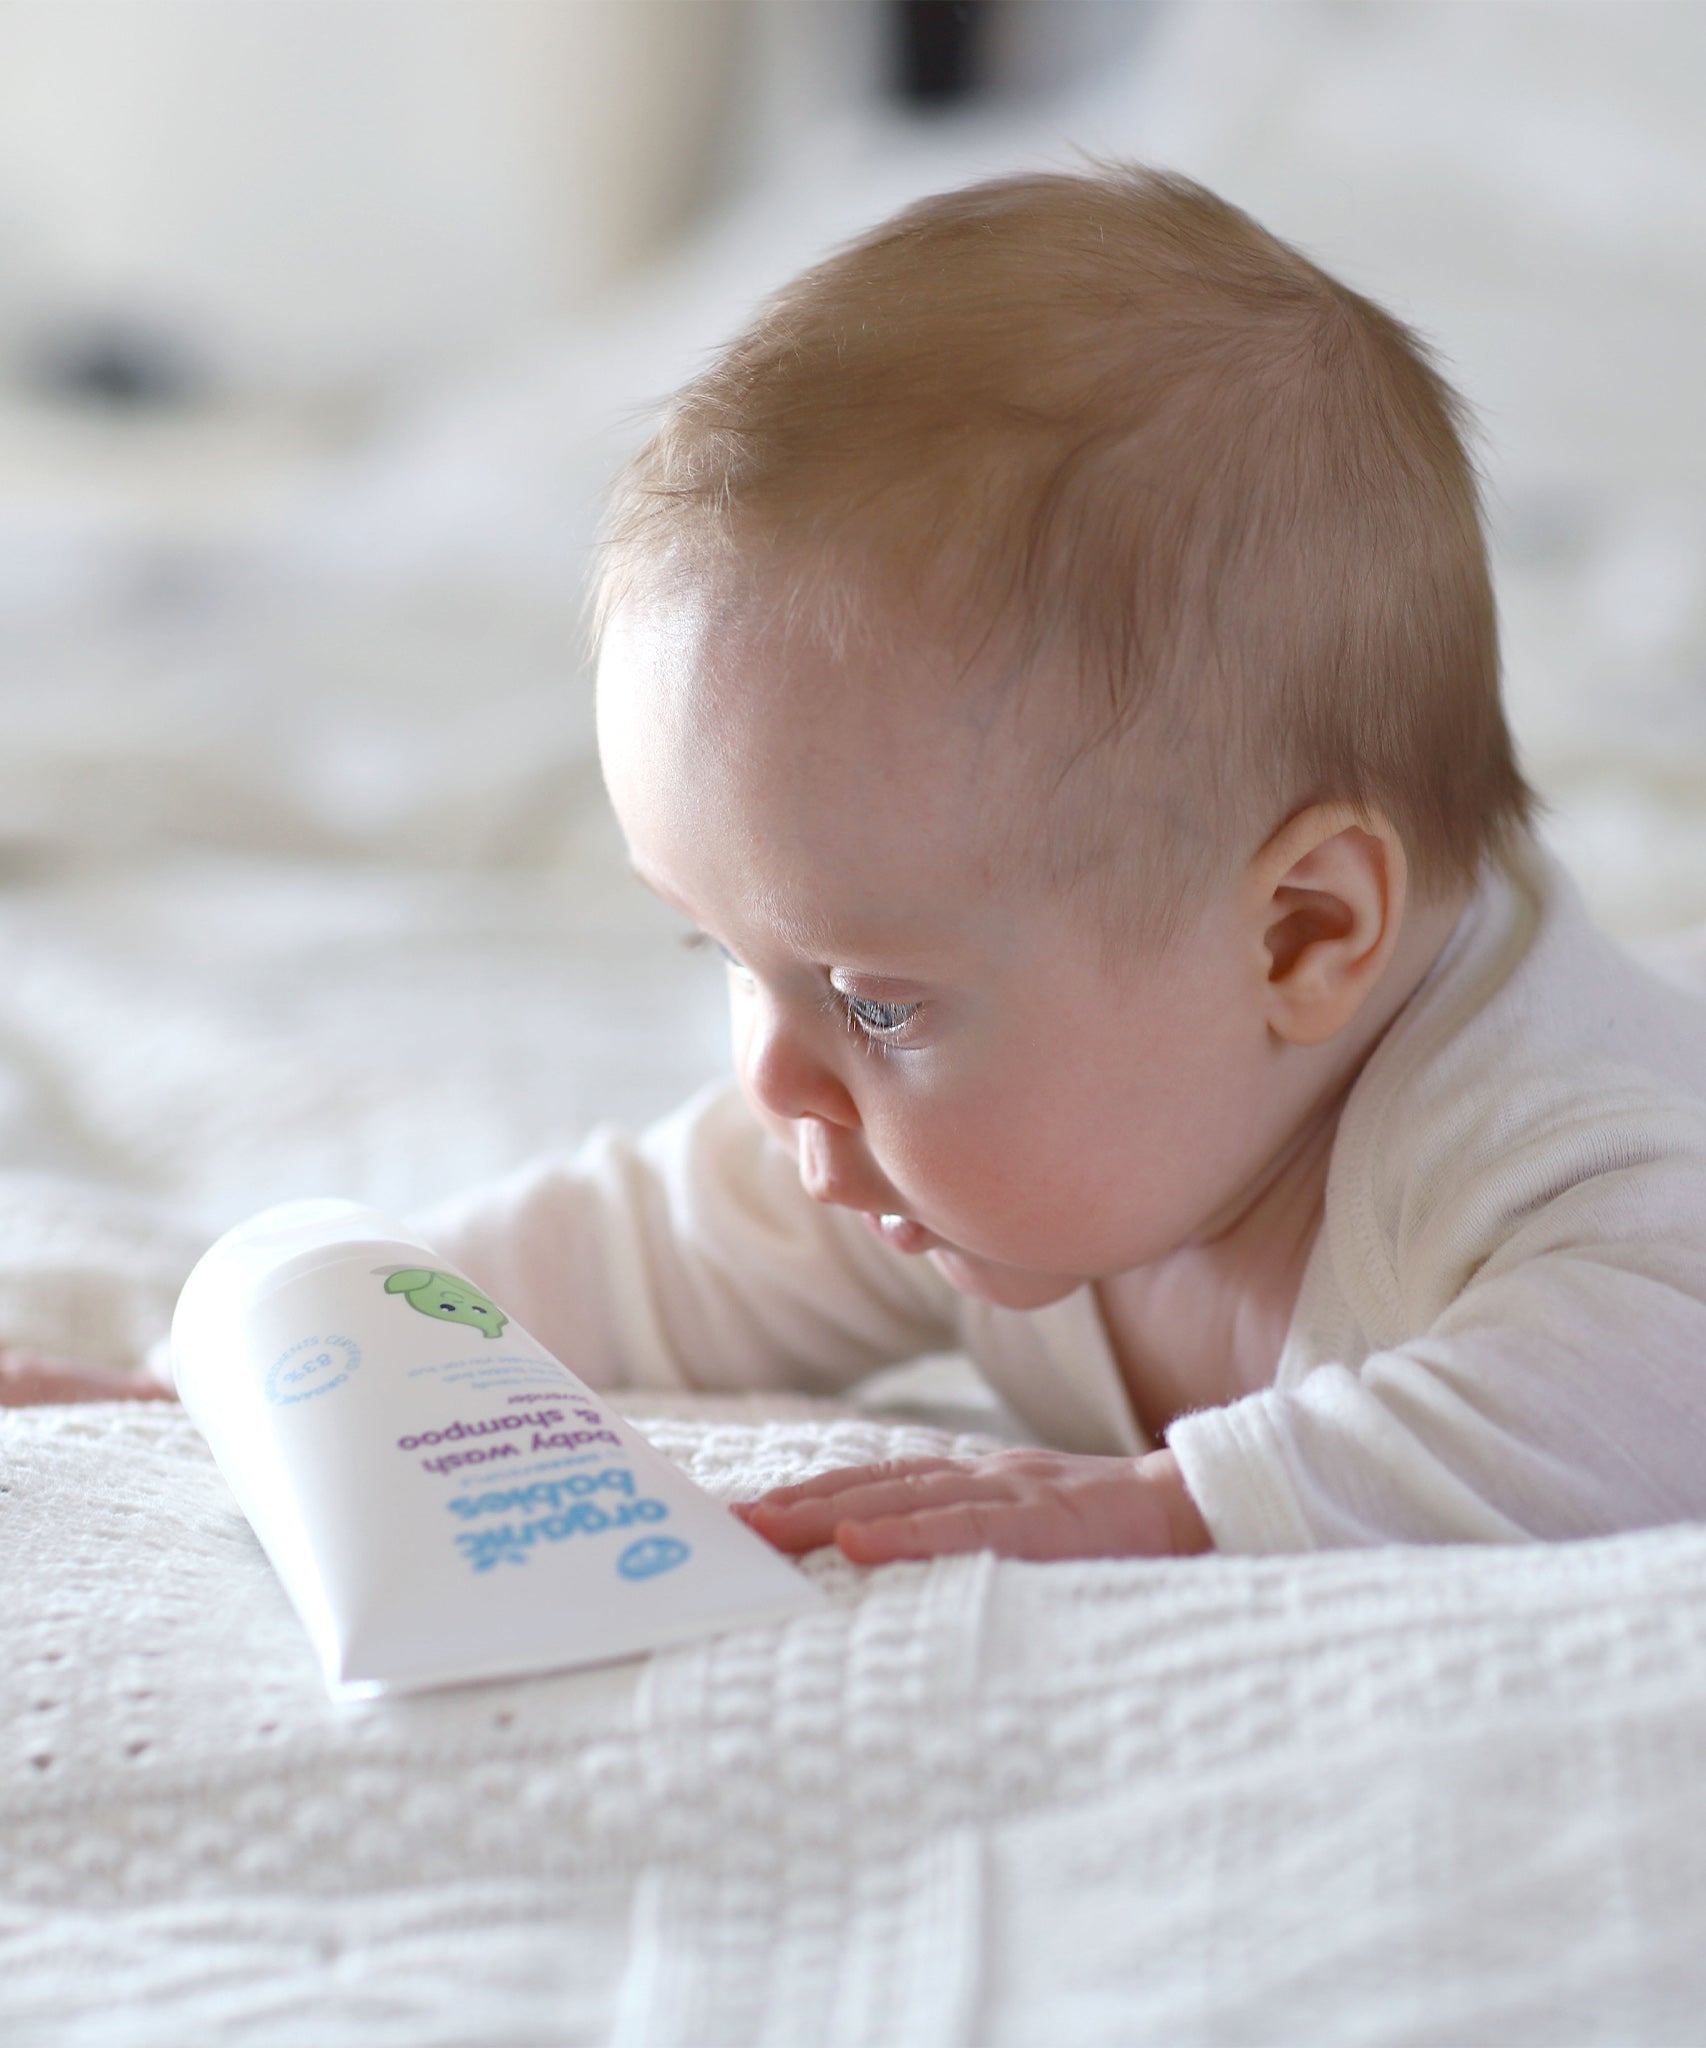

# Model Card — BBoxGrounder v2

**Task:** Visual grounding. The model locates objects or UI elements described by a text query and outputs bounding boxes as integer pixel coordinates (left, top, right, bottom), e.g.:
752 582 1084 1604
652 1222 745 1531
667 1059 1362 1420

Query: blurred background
0 0 1702 1328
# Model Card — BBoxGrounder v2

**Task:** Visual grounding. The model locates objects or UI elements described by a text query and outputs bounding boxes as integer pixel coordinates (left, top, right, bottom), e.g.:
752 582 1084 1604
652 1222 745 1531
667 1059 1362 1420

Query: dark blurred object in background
28 315 207 409
892 0 989 107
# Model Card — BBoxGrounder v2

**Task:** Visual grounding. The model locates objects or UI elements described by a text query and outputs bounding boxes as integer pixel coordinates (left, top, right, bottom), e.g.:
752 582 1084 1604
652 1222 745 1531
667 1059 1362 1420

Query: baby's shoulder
1330 856 1706 1321
1361 848 1706 1167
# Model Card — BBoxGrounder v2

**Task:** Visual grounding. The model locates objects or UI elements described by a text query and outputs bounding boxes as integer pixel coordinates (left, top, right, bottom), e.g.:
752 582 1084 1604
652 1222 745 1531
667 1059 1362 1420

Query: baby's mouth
864 1212 940 1256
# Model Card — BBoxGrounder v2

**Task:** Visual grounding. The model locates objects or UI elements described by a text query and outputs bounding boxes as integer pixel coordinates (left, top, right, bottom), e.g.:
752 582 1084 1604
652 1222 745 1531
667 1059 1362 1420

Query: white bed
4 6 1706 2041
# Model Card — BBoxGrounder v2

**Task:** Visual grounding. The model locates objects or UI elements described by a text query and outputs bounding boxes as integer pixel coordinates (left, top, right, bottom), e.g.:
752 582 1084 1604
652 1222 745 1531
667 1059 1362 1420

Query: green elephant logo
382 1268 508 1338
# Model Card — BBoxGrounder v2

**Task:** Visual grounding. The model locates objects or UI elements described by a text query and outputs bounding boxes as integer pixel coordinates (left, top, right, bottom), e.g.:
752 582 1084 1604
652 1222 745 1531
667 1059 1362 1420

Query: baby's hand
0 1346 174 1406
734 1447 1213 1564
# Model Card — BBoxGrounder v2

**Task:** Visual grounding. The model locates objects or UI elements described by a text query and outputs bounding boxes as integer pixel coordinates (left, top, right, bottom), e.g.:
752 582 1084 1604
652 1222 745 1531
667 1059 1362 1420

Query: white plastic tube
171 1199 820 1699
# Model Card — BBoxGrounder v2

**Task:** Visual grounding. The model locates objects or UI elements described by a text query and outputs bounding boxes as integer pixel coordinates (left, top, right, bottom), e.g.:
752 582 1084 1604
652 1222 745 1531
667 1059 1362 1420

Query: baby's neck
1095 1118 1334 1443
1096 881 1471 1444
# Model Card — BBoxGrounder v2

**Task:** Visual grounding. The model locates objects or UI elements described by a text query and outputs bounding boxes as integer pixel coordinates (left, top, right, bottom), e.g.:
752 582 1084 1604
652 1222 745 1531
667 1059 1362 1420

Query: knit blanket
7 1388 1706 2047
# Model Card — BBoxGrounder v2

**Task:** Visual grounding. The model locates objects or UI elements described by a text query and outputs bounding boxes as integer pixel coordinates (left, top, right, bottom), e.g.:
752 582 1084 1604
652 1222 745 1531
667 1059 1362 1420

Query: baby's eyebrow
626 855 951 975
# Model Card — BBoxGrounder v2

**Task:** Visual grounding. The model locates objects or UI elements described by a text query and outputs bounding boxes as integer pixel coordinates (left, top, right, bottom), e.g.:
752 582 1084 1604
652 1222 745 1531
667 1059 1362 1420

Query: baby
19 165 1706 1567
407 164 1706 1565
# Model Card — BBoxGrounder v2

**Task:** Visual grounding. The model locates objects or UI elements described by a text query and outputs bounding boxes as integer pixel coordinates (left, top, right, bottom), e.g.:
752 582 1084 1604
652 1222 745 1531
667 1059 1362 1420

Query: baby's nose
740 995 858 1133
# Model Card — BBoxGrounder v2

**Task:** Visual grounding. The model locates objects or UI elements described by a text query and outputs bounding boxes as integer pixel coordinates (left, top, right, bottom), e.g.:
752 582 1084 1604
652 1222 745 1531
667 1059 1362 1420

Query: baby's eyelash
848 995 919 1033
822 985 921 1051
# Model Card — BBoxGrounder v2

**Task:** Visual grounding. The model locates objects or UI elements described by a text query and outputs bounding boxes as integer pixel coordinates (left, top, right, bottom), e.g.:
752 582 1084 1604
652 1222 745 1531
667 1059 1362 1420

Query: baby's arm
5 1087 958 1409
1166 1173 1706 1553
0 1345 172 1405
738 1446 1213 1561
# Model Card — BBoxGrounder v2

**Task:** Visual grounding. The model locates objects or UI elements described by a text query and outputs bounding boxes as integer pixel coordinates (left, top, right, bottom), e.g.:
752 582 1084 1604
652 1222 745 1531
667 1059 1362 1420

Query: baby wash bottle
171 1199 819 1699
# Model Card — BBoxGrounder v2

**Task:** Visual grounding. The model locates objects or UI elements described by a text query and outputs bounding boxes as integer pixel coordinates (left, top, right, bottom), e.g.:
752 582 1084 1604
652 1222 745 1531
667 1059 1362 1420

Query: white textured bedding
4 4 1706 2041
11 1394 1706 2047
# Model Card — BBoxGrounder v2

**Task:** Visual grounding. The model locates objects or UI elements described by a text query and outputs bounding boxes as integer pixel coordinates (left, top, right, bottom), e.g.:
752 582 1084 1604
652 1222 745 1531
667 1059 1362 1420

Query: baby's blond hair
599 164 1534 931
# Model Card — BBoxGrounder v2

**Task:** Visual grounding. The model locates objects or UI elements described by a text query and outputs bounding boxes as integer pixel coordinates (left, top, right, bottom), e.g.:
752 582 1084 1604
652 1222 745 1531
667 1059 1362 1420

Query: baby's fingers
742 1457 962 1512
738 1466 982 1553
834 1501 1016 1565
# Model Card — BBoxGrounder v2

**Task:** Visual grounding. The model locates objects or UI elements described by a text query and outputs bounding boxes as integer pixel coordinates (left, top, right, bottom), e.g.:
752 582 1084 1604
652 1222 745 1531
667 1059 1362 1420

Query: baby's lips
865 1211 939 1255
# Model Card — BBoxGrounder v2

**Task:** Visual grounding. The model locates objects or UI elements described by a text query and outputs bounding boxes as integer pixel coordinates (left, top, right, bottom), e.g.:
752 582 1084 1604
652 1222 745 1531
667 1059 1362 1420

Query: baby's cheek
936 1105 1153 1269
890 1114 1056 1238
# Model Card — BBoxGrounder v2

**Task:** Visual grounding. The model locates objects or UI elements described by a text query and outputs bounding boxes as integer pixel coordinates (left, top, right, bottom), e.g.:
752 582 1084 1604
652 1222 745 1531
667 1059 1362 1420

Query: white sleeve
405 1082 961 1398
1168 1148 1706 1553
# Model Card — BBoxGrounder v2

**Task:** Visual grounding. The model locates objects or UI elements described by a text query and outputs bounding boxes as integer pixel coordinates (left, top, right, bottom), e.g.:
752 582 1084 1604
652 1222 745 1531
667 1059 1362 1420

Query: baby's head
595 165 1535 1306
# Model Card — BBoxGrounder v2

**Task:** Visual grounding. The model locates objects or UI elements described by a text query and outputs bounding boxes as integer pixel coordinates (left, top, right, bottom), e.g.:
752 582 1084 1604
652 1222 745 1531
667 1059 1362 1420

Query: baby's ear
1252 804 1405 1047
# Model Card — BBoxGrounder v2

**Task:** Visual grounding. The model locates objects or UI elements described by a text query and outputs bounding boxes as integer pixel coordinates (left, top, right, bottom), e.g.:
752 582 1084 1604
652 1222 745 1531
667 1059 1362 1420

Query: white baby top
411 837 1706 1553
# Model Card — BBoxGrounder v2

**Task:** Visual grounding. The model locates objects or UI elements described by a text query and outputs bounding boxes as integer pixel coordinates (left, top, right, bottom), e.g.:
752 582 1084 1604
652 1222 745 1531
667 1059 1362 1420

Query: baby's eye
842 993 920 1037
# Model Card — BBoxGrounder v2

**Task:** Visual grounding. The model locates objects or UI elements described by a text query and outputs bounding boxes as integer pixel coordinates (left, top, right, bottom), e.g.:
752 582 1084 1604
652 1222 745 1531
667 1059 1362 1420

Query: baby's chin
925 1244 1084 1311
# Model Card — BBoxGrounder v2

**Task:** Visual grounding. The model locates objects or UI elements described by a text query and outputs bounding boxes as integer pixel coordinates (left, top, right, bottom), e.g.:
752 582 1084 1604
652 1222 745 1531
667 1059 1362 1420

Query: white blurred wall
0 0 748 397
